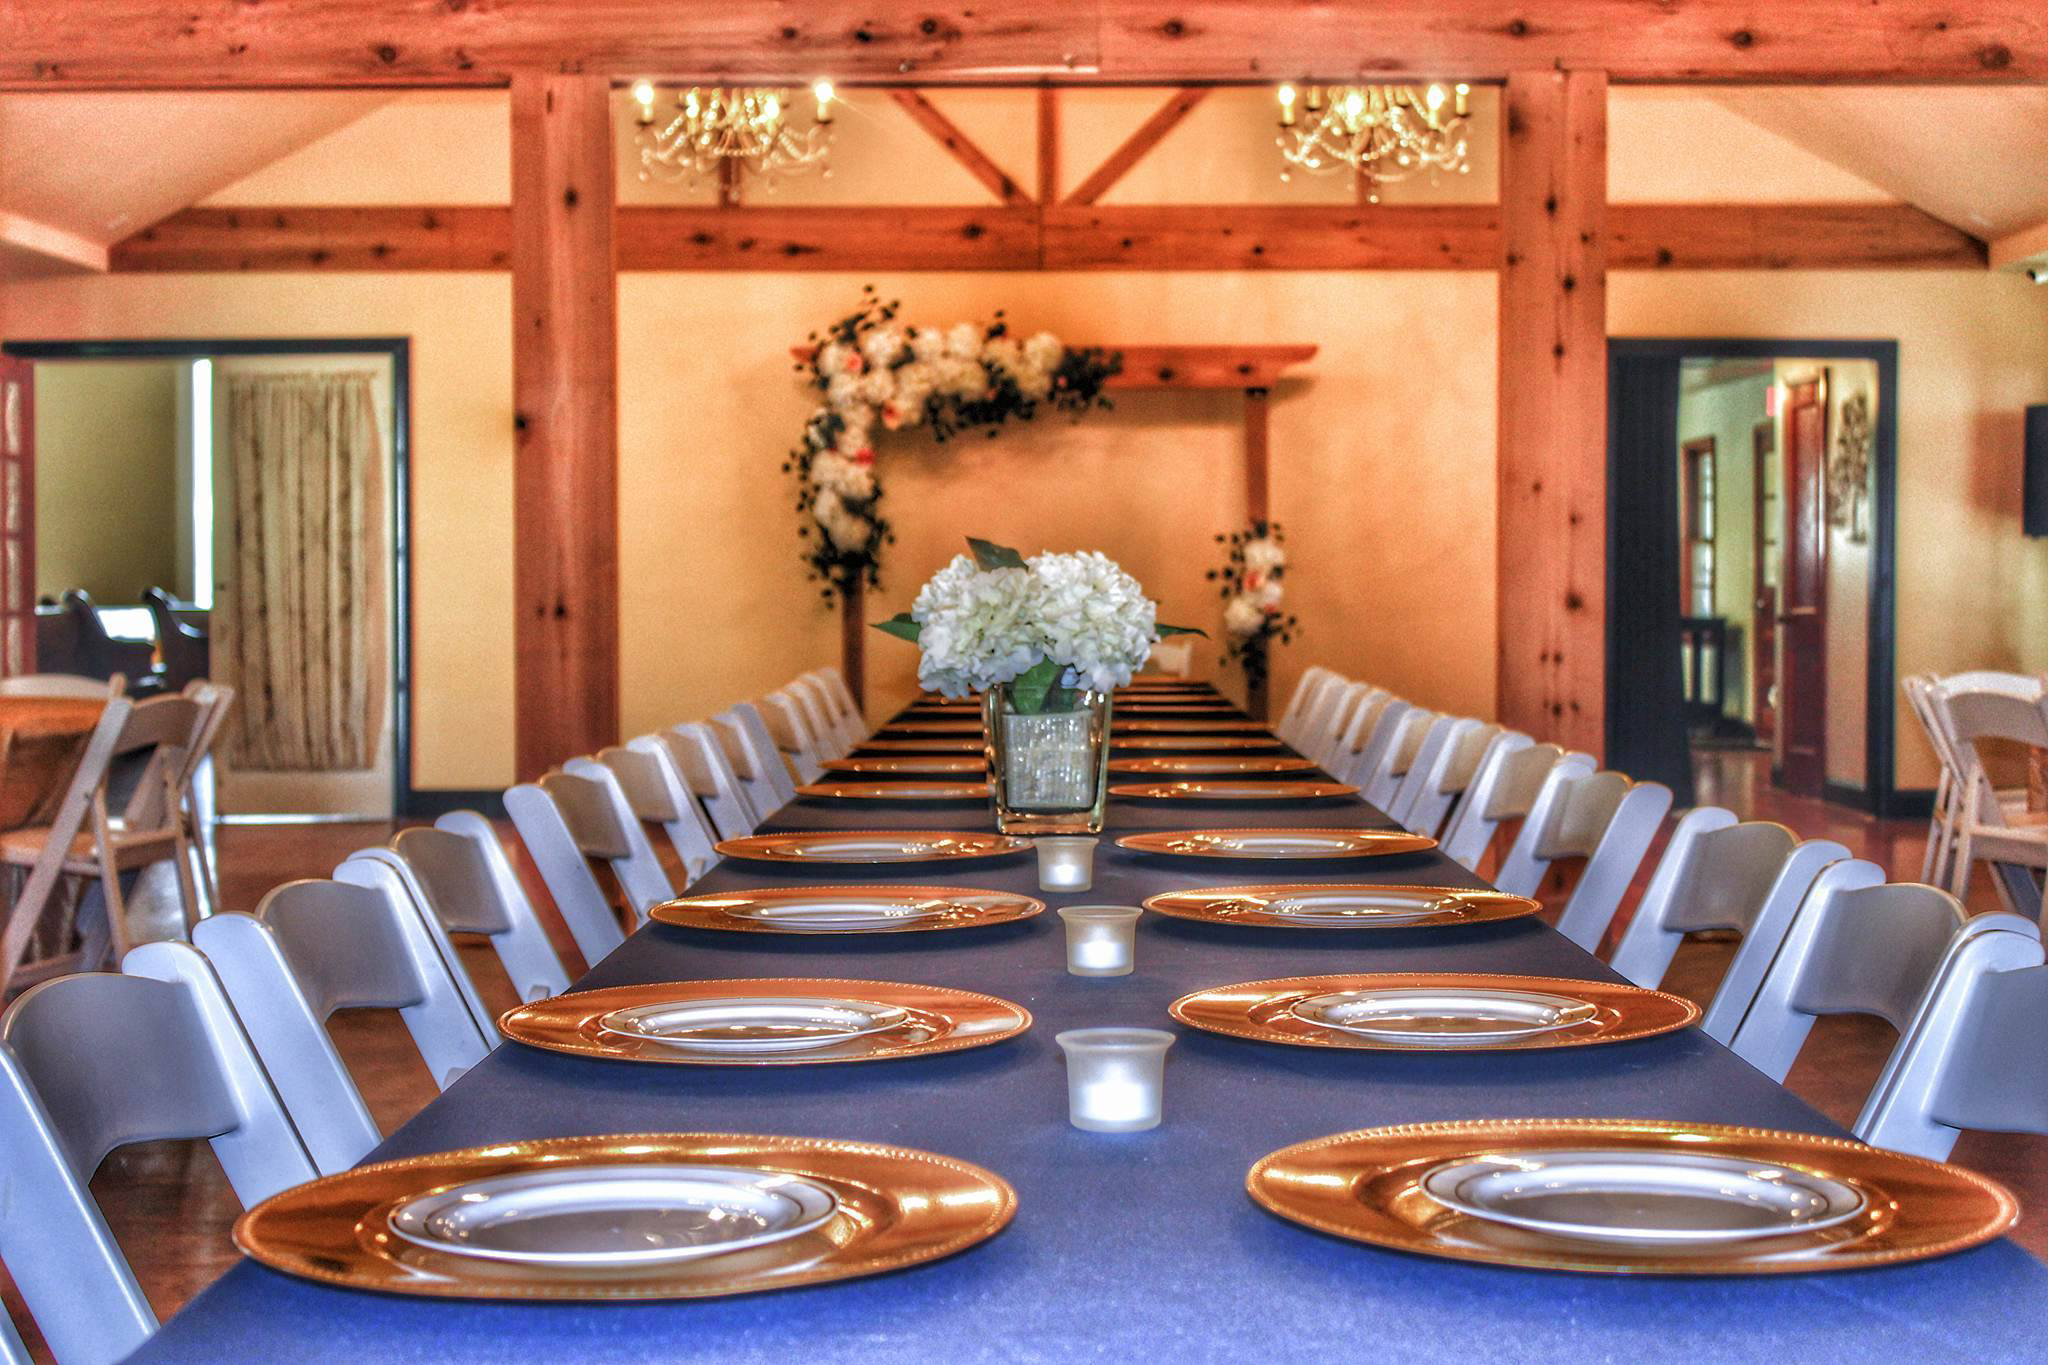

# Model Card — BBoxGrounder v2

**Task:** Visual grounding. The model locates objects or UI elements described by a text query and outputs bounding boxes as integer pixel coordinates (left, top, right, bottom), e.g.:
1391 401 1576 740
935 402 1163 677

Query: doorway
1 337 413 819
1608 339 1900 814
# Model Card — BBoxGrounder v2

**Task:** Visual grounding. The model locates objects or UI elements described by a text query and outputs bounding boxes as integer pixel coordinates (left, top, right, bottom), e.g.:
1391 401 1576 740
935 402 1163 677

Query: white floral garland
805 324 1068 556
1225 534 1288 639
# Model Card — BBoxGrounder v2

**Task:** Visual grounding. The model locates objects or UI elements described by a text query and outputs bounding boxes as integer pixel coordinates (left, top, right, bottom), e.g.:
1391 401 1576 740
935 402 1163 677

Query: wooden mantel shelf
788 342 1314 391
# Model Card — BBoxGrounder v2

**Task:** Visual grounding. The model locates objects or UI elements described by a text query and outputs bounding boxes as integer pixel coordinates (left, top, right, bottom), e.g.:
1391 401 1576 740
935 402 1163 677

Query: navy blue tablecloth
137 688 2048 1363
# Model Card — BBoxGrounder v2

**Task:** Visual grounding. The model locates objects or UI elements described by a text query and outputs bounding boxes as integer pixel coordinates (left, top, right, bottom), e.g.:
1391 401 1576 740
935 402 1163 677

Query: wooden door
1778 378 1827 794
0 355 33 677
1751 421 1777 747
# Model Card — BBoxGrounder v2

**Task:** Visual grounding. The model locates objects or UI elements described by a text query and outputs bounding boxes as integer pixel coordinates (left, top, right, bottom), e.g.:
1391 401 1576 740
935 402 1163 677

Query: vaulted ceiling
0 85 2044 278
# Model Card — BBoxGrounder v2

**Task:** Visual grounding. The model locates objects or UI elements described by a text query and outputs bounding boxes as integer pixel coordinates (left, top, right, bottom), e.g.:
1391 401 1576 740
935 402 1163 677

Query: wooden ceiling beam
888 90 1030 205
0 211 109 272
8 1 2048 87
111 201 1989 274
1062 88 1209 206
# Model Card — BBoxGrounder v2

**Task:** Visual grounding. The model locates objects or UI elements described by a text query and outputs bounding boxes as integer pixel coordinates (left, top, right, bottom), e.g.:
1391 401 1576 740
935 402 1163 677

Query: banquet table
138 684 2048 1364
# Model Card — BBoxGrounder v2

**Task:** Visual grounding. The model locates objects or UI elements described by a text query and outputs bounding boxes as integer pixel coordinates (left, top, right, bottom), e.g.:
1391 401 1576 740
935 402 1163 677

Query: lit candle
1034 836 1099 892
631 79 656 126
812 79 836 124
1056 1028 1175 1133
1277 83 1298 128
1058 904 1141 977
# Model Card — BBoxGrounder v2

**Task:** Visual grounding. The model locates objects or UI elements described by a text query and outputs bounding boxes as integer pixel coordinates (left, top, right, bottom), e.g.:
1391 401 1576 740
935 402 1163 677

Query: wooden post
1244 386 1272 720
840 580 866 719
1036 88 1058 206
1497 69 1608 757
510 71 619 780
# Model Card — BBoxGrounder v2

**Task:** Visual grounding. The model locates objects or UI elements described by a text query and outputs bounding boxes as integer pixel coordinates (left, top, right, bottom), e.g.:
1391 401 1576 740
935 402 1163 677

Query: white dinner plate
1419 1149 1869 1246
597 996 912 1053
1290 986 1600 1044
386 1164 840 1267
724 898 953 931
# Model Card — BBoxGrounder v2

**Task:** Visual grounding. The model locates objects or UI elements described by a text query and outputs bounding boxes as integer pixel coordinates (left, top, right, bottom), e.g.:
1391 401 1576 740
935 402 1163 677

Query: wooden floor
3 749 2043 1358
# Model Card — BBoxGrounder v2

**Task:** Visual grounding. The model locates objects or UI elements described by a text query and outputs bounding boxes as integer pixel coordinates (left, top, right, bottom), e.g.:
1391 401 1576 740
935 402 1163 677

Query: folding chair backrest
1335 694 1407 791
1295 676 1358 766
1938 689 2048 828
815 666 867 738
1933 670 2045 700
1493 768 1673 952
193 877 494 1169
556 760 678 916
1317 683 1378 772
717 702 796 812
1607 810 1848 1025
802 668 867 748
3 943 316 1363
333 851 501 1047
1855 914 2047 1159
667 720 763 839
391 815 572 1003
762 690 828 782
1724 863 1968 1082
1275 667 1332 749
785 678 849 760
1360 706 1436 809
1397 719 1500 838
1437 730 1538 868
504 776 635 969
605 739 720 886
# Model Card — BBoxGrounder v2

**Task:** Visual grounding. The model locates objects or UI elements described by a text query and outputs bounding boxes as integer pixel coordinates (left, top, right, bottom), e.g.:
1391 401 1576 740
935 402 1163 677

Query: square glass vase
983 683 1112 835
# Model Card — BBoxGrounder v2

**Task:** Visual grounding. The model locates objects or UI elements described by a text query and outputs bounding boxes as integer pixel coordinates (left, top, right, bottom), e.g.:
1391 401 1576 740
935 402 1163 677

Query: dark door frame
1608 337 1904 816
2 335 427 817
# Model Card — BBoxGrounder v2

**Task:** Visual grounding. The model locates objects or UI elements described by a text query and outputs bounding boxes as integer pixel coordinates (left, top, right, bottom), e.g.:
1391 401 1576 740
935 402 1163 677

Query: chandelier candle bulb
1057 905 1142 977
1035 837 1099 892
1056 1029 1176 1133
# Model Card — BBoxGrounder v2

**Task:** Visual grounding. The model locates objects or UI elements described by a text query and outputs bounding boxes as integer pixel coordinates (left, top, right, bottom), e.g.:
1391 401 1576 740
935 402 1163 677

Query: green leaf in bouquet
1006 657 1061 713
967 537 1028 571
871 612 922 642
1157 622 1209 638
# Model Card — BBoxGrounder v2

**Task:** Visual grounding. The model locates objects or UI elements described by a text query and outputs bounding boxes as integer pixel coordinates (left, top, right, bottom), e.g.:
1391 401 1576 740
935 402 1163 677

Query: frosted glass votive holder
1034 836 1099 892
1057 905 1142 977
1055 1027 1175 1133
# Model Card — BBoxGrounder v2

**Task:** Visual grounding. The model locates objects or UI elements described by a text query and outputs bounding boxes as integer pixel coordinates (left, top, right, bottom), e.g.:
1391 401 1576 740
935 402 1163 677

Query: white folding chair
802 668 869 749
1492 768 1674 954
1930 684 2048 914
1145 637 1196 678
1 944 316 1363
332 850 502 1048
814 665 869 740
1436 732 1545 866
1356 705 1437 810
669 720 765 839
599 740 721 888
717 702 797 812
504 769 669 970
191 875 496 1172
387 813 573 1003
1605 809 1848 1038
1722 862 1973 1083
762 690 830 783
1855 912 2047 1159
784 678 851 761
1394 720 1502 838
1274 666 1333 750
1329 691 1403 790
1315 683 1380 773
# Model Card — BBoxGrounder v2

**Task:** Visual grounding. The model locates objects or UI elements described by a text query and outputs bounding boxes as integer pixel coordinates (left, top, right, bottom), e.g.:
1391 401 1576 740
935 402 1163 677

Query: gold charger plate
1246 1118 2017 1275
1170 972 1699 1052
880 721 986 736
797 780 992 801
712 831 1028 865
651 884 1044 934
1118 828 1436 860
825 755 984 775
1114 735 1285 751
501 977 1031 1065
1144 883 1541 929
857 738 988 754
1111 779 1358 802
236 1132 1016 1300
1111 755 1318 776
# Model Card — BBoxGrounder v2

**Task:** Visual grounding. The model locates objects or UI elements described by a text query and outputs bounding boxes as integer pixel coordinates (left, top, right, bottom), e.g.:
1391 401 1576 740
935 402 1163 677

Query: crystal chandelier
1274 82 1471 200
631 80 836 187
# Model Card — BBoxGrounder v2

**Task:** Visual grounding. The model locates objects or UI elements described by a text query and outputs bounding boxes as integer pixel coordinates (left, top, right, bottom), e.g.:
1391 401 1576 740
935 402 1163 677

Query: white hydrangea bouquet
876 538 1201 831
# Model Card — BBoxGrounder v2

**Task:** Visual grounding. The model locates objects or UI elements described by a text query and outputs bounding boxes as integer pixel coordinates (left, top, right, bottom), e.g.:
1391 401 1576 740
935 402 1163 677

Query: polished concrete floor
3 749 2042 1359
